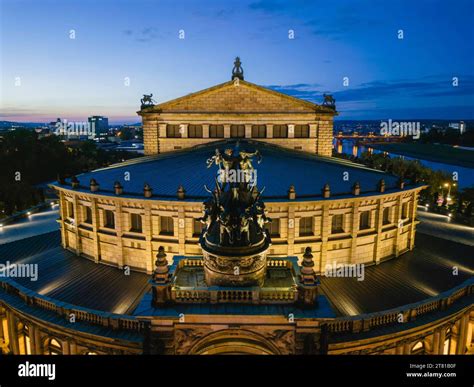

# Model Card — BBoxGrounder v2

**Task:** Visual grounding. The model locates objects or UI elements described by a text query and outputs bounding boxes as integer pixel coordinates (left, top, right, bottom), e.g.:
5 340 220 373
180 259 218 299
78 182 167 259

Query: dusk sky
1 0 473 124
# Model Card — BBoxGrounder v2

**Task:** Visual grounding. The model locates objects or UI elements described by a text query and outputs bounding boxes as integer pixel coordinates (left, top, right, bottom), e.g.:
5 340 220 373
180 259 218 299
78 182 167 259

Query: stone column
456 314 469 354
373 198 384 264
91 197 101 263
287 206 295 256
224 124 231 138
158 123 166 138
29 324 37 354
178 206 186 255
245 124 252 139
72 194 81 255
34 324 42 354
59 191 68 249
317 119 333 157
6 310 19 355
61 339 70 355
310 123 318 153
288 124 295 139
0 314 6 353
403 341 411 354
320 204 330 272
394 195 404 257
438 327 447 354
180 123 188 138
432 329 440 354
349 201 360 264
69 340 77 355
144 205 154 274
143 119 159 155
409 191 418 250
203 124 210 138
395 341 404 354
115 202 124 268
267 124 273 138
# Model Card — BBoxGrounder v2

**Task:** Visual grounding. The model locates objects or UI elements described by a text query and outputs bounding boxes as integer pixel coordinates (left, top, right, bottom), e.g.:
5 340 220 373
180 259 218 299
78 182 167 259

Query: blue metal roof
53 140 412 201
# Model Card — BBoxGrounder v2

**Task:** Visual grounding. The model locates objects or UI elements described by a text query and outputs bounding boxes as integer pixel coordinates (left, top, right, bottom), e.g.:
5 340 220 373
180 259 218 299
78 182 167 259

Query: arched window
411 341 425 354
17 322 31 355
45 338 62 355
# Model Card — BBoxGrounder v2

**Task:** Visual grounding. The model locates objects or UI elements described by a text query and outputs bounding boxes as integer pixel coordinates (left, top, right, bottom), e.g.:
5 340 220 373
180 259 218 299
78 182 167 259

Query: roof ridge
139 80 336 114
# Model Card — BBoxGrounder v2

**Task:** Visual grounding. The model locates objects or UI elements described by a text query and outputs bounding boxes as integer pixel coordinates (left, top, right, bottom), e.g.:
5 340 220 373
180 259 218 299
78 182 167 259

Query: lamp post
443 182 457 211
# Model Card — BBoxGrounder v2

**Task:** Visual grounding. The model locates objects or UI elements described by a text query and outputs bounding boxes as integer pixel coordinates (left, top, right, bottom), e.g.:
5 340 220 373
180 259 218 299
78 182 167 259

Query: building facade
1 277 473 354
139 79 335 156
53 183 422 274
51 72 424 274
1 62 472 356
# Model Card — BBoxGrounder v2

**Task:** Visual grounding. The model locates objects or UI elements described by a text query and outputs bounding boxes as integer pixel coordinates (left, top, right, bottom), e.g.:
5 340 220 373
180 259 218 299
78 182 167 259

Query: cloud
248 1 291 13
266 76 474 104
123 27 161 43
304 12 383 39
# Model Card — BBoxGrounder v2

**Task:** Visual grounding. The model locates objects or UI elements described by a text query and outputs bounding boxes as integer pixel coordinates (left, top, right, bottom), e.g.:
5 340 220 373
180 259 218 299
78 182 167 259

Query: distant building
448 121 466 134
88 116 109 137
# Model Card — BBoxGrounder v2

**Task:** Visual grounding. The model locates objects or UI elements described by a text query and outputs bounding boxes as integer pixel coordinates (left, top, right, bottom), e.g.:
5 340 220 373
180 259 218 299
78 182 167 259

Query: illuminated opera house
0 59 472 355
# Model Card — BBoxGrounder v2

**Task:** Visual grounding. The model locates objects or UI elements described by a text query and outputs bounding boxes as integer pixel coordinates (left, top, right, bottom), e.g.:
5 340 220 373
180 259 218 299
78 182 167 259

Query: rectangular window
402 202 409 219
130 213 142 233
359 211 371 230
84 206 92 224
268 218 280 237
331 214 344 234
382 207 391 225
294 124 310 138
67 202 74 219
299 217 314 236
273 125 288 138
188 124 203 138
104 210 115 229
160 216 174 236
209 125 224 138
166 124 182 138
230 124 245 138
251 125 266 138
193 219 203 237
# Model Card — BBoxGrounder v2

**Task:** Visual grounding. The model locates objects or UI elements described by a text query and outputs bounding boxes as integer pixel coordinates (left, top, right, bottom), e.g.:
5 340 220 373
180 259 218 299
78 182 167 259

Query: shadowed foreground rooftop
0 231 472 317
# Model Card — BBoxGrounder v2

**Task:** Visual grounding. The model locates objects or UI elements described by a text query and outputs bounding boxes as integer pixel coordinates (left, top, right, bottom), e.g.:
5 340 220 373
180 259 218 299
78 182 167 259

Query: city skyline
1 0 474 124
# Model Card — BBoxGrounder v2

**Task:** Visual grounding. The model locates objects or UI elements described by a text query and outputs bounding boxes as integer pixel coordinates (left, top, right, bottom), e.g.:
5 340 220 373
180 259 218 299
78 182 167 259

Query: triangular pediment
141 80 334 114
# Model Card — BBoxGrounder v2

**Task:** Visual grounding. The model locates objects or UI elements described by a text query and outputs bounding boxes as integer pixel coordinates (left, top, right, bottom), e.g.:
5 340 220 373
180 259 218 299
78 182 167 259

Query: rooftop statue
231 56 244 81
141 93 156 108
206 143 261 188
199 142 271 286
322 93 336 109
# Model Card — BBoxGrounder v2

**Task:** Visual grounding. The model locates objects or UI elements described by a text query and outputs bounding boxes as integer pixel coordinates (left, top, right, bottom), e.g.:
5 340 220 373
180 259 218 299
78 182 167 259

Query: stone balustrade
1 276 473 338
